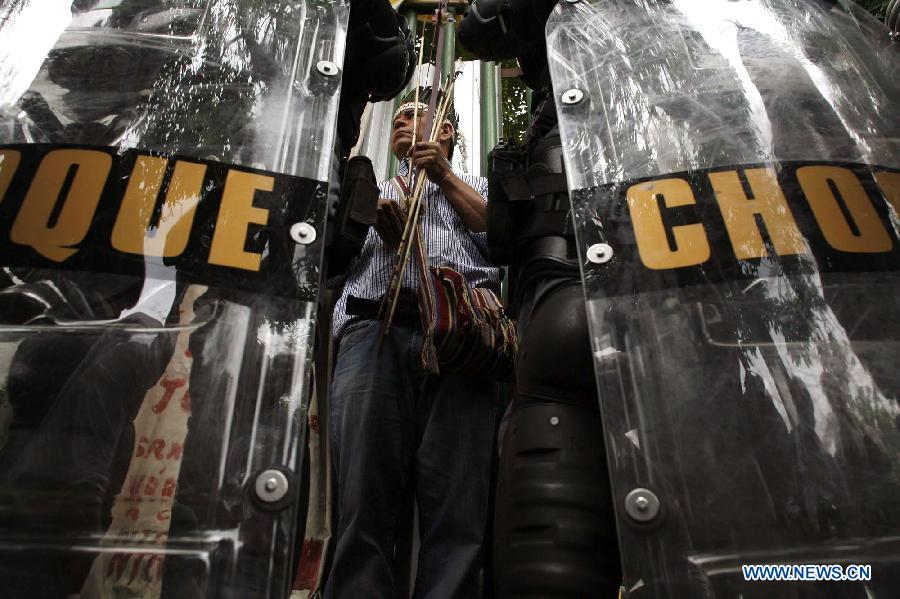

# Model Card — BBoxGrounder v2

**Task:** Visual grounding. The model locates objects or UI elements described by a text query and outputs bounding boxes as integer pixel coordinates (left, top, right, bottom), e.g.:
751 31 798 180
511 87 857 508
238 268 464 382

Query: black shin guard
495 401 621 598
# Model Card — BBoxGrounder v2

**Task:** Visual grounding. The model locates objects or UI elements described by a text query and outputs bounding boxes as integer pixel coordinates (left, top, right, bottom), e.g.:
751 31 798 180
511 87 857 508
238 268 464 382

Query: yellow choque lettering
798 166 892 254
11 149 111 262
208 170 274 271
710 168 807 259
112 157 205 257
627 178 710 270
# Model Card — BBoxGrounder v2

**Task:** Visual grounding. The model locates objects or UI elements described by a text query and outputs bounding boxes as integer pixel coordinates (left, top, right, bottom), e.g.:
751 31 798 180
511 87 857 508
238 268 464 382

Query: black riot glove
336 0 415 157
345 0 416 102
457 0 557 62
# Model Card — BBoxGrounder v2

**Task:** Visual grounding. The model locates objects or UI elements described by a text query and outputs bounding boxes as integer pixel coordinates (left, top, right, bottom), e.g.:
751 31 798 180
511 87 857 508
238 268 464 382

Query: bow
377 0 459 348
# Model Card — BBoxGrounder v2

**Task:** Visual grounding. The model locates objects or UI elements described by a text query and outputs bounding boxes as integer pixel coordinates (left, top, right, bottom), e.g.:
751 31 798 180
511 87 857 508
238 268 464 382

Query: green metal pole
390 7 420 177
441 9 456 82
402 7 420 93
480 60 499 175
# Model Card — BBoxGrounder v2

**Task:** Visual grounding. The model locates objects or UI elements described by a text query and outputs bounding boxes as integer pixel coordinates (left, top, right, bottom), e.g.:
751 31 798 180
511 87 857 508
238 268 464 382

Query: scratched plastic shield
0 1 347 597
548 1 900 597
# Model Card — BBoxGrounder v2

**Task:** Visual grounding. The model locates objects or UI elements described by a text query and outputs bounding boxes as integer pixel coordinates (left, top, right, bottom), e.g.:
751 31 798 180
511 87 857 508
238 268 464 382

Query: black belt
345 293 421 328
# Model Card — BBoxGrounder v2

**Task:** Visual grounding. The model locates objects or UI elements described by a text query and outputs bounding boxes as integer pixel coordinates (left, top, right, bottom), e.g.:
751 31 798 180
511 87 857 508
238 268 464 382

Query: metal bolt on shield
316 60 339 76
291 222 317 245
587 243 613 264
561 88 584 105
625 488 661 523
255 469 289 503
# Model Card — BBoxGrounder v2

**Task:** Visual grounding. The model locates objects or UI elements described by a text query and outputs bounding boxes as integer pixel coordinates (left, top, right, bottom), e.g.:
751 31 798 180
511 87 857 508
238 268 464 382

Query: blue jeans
324 320 501 599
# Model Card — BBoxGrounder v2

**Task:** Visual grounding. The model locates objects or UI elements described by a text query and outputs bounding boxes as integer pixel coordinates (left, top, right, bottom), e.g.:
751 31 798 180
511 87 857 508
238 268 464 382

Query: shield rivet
255 470 289 503
625 488 661 523
587 243 613 264
291 222 317 245
550 416 560 426
316 60 339 77
561 88 584 105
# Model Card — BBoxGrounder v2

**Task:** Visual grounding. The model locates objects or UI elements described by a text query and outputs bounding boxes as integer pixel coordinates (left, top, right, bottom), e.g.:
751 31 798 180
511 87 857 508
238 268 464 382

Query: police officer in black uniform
458 1 622 597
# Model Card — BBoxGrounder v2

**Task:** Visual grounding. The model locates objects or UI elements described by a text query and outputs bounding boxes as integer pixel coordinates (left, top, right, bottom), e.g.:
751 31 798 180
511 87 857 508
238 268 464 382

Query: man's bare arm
412 141 487 232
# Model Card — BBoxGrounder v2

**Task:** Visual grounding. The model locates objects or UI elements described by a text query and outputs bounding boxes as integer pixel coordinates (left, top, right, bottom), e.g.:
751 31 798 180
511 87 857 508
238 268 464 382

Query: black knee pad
516 282 598 409
494 402 620 598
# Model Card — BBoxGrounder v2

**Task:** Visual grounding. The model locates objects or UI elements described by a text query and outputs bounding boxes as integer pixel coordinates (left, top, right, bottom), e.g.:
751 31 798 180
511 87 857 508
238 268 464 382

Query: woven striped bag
391 176 517 381
413 226 516 380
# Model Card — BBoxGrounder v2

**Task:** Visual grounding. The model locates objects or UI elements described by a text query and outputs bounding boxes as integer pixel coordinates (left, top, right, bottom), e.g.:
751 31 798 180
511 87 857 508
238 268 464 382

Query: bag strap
412 225 432 305
392 175 442 372
412 217 440 373
388 175 436 322
390 175 412 211
393 174 410 195
389 175 428 285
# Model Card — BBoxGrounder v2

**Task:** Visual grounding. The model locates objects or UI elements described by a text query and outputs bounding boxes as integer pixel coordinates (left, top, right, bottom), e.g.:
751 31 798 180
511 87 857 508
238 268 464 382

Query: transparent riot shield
547 0 900 597
0 1 347 597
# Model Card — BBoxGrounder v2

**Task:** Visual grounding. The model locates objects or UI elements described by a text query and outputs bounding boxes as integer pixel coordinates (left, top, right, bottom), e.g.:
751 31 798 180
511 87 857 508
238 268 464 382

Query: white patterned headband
393 101 430 120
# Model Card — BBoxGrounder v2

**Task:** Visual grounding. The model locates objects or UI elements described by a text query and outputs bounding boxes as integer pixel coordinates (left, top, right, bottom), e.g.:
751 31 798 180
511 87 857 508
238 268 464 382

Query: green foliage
500 60 530 143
